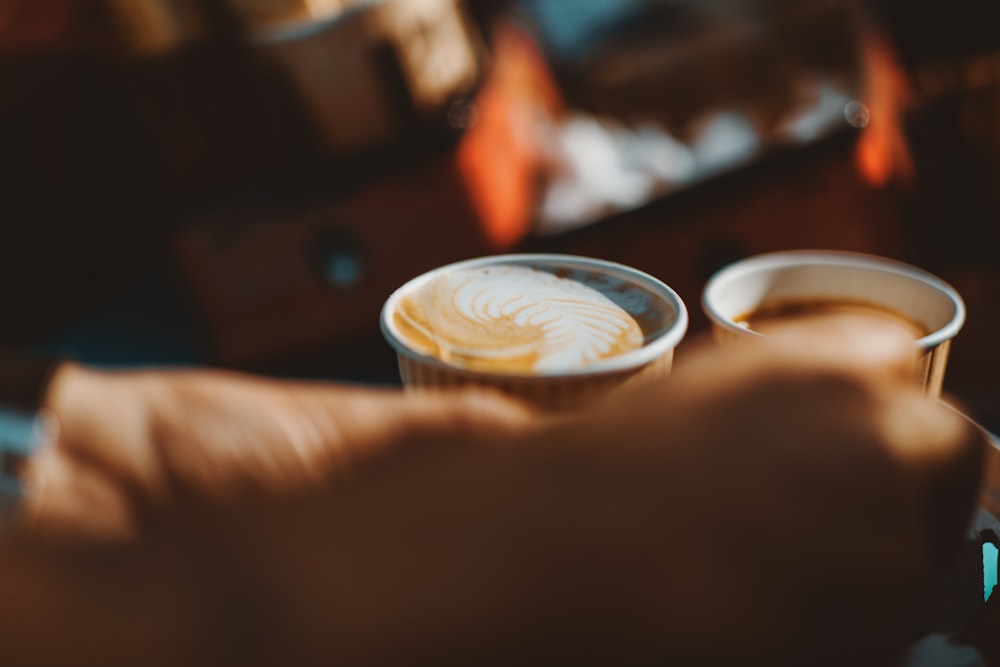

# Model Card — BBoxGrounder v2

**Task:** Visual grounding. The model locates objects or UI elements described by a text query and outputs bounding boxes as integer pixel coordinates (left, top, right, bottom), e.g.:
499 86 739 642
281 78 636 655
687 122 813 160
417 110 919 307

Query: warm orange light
855 29 916 188
457 22 563 248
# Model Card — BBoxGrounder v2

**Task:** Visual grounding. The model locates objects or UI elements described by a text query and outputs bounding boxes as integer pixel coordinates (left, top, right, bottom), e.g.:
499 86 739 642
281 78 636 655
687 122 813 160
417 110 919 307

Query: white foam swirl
409 265 644 372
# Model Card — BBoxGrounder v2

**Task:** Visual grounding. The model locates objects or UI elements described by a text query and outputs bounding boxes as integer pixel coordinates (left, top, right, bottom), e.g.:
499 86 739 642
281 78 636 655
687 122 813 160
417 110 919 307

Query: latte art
393 265 648 373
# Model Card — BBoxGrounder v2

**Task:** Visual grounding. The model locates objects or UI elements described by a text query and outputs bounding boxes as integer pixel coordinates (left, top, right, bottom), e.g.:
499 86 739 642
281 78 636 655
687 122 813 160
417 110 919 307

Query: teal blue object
324 251 363 289
521 0 647 59
984 542 998 602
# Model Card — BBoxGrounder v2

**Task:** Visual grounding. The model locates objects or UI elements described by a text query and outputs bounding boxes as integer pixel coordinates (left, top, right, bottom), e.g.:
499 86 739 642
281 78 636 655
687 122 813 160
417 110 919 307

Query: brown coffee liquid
737 299 929 339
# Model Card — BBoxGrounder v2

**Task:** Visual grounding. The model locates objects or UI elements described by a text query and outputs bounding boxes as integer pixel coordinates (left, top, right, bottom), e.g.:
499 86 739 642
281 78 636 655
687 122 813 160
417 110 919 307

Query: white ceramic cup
701 250 966 397
381 254 688 411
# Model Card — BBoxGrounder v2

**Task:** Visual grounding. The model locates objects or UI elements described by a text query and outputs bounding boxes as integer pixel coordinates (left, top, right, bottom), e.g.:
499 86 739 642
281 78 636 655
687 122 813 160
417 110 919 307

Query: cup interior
381 254 689 377
702 251 965 349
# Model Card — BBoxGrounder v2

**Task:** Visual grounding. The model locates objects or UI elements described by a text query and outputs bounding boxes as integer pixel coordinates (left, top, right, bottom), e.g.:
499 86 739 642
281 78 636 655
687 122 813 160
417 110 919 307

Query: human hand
225 316 986 667
23 364 532 539
0 317 987 667
563 315 986 664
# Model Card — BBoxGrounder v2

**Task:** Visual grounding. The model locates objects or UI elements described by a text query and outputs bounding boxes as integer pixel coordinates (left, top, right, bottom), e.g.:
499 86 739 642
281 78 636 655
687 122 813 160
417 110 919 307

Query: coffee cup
381 254 688 411
701 250 966 397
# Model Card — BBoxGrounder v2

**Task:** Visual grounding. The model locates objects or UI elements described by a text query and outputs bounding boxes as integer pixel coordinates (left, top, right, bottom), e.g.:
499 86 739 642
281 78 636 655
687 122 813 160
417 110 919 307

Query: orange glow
855 29 916 188
457 22 563 248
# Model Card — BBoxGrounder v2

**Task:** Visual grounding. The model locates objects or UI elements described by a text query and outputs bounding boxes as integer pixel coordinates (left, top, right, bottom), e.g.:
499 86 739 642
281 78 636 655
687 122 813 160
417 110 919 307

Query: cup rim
701 249 966 349
380 253 689 378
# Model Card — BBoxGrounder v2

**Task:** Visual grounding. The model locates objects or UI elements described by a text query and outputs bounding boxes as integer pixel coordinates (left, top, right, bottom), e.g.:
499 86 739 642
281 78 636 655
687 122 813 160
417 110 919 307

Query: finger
761 311 920 381
878 395 987 568
398 389 537 433
23 446 135 541
596 315 916 431
286 383 536 464
672 314 920 398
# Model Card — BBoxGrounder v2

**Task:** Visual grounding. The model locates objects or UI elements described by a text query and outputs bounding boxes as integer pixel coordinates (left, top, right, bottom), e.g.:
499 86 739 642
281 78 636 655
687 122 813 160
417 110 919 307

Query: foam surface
394 265 647 373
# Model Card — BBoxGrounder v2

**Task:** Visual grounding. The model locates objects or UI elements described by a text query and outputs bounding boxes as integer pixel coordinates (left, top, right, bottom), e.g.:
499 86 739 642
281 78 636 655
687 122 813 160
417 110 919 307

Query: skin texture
1 317 988 667
24 366 534 538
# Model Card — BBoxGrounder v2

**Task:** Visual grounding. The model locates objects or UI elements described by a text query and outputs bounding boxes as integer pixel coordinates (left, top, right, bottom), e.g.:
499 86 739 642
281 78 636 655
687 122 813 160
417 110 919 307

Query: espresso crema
737 299 929 340
392 264 658 374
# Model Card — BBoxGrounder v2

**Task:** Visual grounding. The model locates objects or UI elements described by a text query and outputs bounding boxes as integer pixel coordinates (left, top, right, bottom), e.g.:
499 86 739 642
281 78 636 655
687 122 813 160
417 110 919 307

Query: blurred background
1 0 998 432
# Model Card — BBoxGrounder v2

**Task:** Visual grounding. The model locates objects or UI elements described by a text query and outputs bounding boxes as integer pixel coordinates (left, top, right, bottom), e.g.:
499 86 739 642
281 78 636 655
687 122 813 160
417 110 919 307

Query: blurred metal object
236 0 486 153
105 0 207 58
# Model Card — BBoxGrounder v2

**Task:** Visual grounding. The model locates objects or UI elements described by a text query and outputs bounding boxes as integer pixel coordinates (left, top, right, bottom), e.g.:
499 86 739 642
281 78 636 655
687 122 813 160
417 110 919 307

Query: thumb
881 397 986 569
762 311 920 383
